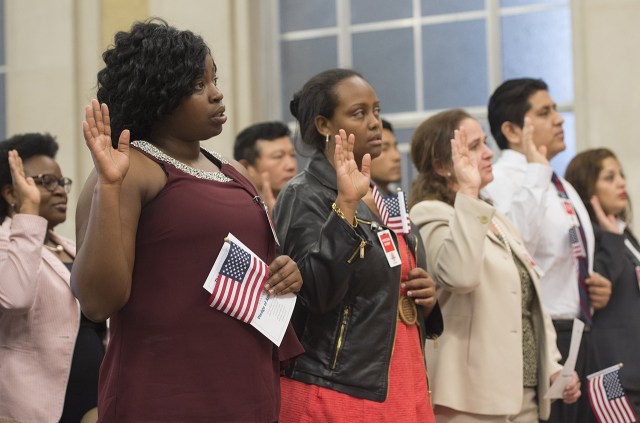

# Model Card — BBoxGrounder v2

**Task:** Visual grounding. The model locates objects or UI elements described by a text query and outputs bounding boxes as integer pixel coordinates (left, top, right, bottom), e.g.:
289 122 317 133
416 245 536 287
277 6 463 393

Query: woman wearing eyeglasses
0 133 106 423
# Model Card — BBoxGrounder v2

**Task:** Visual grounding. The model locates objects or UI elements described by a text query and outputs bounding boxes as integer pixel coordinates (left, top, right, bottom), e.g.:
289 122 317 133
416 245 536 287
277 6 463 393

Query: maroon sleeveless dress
97 141 302 423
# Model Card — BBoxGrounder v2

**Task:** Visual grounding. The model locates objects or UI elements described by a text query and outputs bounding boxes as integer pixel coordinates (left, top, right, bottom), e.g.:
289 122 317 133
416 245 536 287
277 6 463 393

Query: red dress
280 236 435 422
97 142 302 422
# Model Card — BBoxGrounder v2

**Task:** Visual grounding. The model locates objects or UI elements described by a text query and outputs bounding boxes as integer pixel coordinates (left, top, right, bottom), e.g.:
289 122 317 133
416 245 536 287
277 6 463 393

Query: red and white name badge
377 229 401 267
563 200 580 226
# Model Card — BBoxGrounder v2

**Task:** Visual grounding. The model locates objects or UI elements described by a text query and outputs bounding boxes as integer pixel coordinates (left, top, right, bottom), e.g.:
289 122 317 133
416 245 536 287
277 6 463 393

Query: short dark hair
382 119 394 133
290 68 364 152
488 78 548 150
97 18 211 147
0 133 59 220
233 121 291 165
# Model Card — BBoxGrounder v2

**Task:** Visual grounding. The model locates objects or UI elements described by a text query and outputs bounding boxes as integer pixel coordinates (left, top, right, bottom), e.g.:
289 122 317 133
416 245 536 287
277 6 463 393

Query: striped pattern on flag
383 193 411 234
208 239 269 323
588 366 638 423
371 185 389 224
371 185 410 234
569 226 587 258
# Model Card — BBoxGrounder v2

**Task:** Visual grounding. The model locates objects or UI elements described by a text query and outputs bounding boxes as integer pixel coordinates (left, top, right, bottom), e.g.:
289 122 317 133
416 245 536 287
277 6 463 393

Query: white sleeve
484 163 552 255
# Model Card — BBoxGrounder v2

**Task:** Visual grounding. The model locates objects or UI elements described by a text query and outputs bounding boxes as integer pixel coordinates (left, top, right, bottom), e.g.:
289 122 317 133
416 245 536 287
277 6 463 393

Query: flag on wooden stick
588 363 637 423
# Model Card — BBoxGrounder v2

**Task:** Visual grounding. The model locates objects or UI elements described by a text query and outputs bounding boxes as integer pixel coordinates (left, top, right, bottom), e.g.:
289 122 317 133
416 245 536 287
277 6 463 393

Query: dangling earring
325 133 330 144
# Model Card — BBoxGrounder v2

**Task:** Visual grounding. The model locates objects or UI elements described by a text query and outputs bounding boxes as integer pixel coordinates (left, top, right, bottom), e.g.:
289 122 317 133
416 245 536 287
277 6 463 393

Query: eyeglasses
29 174 73 193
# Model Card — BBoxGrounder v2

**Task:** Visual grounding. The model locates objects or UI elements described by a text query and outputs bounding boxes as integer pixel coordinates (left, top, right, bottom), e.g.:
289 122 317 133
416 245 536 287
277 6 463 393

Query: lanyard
551 173 588 260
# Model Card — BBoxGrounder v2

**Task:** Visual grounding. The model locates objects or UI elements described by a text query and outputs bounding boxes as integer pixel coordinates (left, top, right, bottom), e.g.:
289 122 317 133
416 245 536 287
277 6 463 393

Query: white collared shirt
483 150 595 319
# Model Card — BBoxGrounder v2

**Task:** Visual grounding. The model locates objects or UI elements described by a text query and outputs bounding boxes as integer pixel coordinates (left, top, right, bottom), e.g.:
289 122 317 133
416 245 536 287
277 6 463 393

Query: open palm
521 117 548 164
451 127 480 196
7 150 40 211
590 196 620 234
334 129 370 204
82 99 130 185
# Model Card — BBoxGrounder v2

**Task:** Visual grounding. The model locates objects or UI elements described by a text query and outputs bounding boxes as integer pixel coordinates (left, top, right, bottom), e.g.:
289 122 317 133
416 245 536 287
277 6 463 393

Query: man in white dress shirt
483 78 612 423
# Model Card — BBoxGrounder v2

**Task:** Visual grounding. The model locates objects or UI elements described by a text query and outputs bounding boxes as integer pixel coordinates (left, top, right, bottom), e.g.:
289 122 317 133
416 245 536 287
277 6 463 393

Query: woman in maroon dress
71 19 302 422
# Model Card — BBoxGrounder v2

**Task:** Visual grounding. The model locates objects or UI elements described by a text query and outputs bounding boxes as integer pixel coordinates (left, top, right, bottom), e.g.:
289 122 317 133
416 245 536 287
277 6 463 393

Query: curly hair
0 133 59 220
409 109 471 208
290 68 363 153
565 148 631 226
97 18 211 147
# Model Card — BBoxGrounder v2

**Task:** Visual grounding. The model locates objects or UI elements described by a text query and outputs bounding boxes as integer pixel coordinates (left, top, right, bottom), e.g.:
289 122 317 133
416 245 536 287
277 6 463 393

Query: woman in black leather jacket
273 68 443 423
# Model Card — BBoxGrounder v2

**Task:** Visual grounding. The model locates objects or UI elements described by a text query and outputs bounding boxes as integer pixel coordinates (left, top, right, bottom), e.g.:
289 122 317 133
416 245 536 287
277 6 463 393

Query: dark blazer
591 224 640 397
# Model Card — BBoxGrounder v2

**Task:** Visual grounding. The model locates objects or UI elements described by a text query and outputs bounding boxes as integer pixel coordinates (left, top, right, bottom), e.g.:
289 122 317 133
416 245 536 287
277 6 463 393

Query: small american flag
371 185 411 234
588 364 637 423
206 234 269 323
569 226 587 258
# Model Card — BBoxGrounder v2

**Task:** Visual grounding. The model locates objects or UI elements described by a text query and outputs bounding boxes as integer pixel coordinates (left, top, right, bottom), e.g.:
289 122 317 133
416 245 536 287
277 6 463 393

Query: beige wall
4 0 253 237
573 0 640 226
6 0 81 237
4 0 640 237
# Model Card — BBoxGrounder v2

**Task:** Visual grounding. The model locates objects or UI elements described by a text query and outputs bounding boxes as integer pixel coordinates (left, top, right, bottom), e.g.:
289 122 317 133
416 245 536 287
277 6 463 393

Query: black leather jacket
273 152 443 402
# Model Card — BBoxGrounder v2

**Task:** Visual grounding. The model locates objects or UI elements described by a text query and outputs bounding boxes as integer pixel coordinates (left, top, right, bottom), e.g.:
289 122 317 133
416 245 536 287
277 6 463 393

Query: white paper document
545 318 584 399
249 290 296 346
202 233 296 347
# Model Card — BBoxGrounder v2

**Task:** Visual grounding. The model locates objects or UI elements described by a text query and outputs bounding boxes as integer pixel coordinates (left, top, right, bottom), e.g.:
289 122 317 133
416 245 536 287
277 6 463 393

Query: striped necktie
551 172 592 326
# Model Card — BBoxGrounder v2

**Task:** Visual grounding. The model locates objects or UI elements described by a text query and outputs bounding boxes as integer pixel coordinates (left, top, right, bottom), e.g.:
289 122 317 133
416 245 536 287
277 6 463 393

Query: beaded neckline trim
131 140 232 182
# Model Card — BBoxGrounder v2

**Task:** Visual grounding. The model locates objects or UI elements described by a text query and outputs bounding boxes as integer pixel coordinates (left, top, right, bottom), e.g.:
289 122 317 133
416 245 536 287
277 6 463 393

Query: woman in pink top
0 133 105 422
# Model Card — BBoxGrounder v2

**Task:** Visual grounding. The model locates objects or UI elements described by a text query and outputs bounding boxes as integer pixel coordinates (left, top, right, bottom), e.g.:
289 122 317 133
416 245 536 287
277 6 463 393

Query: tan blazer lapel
486 230 507 253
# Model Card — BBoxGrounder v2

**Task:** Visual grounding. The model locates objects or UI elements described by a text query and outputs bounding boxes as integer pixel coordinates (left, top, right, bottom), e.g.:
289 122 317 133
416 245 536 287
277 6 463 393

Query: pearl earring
325 133 330 144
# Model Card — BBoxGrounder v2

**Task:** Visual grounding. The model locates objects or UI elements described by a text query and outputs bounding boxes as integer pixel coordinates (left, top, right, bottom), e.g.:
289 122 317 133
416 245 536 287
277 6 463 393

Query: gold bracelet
332 202 358 228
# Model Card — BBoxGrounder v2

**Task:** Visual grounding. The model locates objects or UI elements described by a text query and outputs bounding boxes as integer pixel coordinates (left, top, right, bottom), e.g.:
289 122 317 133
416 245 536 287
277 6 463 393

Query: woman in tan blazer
408 109 580 422
0 134 103 423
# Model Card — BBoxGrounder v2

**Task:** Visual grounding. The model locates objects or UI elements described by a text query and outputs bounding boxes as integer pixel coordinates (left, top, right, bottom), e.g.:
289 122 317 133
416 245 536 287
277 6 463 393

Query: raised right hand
82 99 130 185
7 150 40 215
521 117 548 164
334 129 370 218
451 127 481 198
590 195 620 234
259 171 277 214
